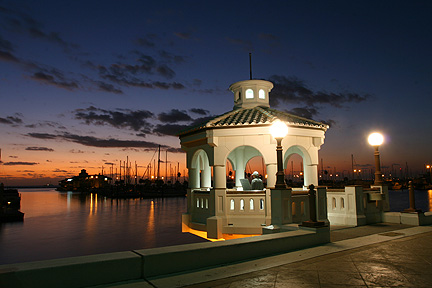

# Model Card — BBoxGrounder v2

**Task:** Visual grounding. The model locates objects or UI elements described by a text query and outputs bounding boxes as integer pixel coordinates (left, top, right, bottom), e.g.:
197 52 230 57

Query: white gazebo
179 79 329 239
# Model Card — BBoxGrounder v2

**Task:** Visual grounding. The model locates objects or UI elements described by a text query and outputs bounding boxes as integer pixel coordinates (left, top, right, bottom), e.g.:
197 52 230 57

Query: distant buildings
58 169 111 191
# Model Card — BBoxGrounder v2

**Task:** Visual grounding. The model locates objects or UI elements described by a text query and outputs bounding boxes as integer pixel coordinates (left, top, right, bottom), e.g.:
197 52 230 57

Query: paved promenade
99 223 432 288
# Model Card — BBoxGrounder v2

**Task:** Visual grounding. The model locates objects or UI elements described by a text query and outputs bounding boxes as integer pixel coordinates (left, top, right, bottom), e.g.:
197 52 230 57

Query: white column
266 163 277 188
201 166 211 188
234 147 245 188
213 165 226 189
188 168 199 189
304 164 318 187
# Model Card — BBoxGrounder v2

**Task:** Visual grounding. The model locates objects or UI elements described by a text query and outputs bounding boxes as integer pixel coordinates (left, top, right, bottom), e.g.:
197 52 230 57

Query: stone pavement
99 223 432 288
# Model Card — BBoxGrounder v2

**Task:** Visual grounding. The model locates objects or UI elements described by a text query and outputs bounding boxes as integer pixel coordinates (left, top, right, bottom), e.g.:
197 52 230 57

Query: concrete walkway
97 223 432 288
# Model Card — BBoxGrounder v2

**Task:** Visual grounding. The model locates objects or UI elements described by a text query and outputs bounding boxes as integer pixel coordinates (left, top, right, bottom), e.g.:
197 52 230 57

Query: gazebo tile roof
178 106 329 136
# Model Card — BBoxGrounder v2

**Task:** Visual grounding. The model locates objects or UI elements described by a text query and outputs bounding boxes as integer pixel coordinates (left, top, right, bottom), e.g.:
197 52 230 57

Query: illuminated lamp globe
270 120 288 139
368 132 384 146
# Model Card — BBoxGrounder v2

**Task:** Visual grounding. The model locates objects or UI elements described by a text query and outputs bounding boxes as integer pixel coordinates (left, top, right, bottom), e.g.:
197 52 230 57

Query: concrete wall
383 211 432 226
0 252 141 288
0 228 330 288
327 186 388 226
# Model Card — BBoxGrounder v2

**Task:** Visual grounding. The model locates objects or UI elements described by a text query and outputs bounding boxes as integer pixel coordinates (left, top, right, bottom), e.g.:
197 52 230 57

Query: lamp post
368 132 384 185
270 120 288 189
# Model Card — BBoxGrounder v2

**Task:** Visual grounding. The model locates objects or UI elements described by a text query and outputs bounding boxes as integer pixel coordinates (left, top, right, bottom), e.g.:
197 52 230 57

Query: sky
0 0 431 185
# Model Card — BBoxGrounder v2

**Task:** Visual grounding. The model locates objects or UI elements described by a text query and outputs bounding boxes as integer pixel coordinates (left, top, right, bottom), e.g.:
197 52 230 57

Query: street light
270 120 288 189
368 132 384 185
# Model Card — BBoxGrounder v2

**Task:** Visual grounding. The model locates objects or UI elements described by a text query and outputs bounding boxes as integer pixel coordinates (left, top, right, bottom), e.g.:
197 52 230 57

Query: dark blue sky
1 0 431 184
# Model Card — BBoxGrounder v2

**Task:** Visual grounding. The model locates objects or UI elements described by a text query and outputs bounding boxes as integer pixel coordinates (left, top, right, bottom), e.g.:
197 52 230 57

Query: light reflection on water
429 190 432 212
0 188 206 265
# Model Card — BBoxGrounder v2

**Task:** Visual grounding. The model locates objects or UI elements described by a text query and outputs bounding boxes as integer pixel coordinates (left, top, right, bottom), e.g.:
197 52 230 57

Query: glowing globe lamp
368 132 384 146
368 132 384 185
270 120 288 139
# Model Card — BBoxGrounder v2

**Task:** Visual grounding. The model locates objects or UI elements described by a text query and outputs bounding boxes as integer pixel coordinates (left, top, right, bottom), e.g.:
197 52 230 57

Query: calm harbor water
0 188 207 265
1 188 431 265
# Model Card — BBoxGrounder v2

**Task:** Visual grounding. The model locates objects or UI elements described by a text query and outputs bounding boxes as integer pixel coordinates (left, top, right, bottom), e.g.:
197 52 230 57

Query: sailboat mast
157 145 160 180
165 150 168 184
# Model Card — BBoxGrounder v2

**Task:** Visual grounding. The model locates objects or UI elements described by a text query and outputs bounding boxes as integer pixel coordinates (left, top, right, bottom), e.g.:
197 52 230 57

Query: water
1 188 431 265
0 188 207 265
388 189 432 212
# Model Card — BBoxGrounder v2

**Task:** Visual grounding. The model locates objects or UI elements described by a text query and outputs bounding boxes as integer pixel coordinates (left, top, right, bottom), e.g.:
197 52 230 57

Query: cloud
94 81 123 94
53 168 67 173
156 64 175 79
153 124 191 136
60 133 166 149
95 51 186 90
0 50 20 62
25 146 54 152
189 108 209 115
0 4 78 51
0 37 80 91
286 107 318 119
74 106 154 133
26 131 180 151
97 58 185 90
321 119 336 127
190 115 217 126
158 109 192 123
30 71 79 90
135 35 156 48
158 50 185 64
269 75 371 108
27 133 58 139
25 120 65 129
0 115 23 125
3 161 39 166
154 115 216 136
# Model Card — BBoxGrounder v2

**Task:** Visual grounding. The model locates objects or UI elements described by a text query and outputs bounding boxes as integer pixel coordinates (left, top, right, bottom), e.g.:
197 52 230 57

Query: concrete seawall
0 227 329 288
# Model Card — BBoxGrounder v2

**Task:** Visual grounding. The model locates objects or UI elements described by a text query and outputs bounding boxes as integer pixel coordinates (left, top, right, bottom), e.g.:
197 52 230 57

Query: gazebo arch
227 145 265 188
189 149 211 189
284 145 318 187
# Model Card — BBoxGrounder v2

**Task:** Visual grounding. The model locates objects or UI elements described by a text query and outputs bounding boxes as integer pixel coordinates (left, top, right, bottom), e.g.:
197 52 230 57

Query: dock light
368 132 384 185
270 120 288 189
427 165 432 182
